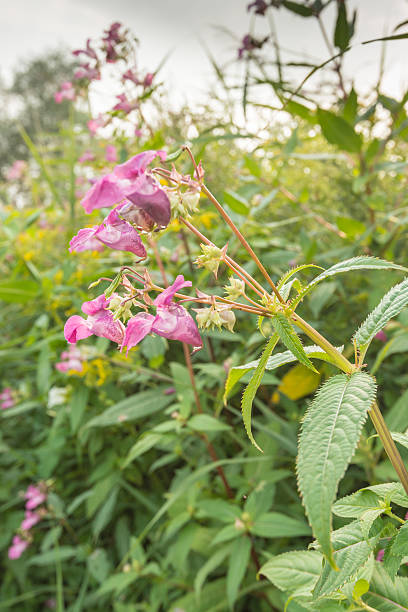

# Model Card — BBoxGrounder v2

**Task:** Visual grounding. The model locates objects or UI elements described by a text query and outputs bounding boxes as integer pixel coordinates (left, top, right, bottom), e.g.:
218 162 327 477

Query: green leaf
250 512 311 538
188 414 231 433
223 190 249 215
333 489 386 518
297 373 377 568
313 520 380 599
28 546 78 566
224 344 342 402
84 390 172 428
194 546 231 602
0 279 39 303
334 1 350 50
92 486 119 538
284 100 317 124
260 550 323 599
70 386 89 434
227 537 251 609
354 278 408 359
383 522 408 578
352 578 370 600
317 109 362 152
343 88 358 123
87 549 111 584
271 313 318 372
123 433 163 468
363 563 408 611
197 499 241 522
241 334 279 451
282 0 313 16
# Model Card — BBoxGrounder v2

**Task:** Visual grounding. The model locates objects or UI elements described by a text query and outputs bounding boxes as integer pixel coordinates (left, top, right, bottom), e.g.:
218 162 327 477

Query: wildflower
195 244 227 278
87 114 105 135
195 306 236 332
247 0 269 15
69 207 147 256
105 145 117 163
73 64 101 81
103 22 124 45
375 330 387 342
21 509 41 531
47 387 68 409
78 150 95 163
0 387 15 409
376 549 384 562
143 73 154 88
54 81 76 104
122 275 202 354
8 535 29 560
55 345 84 373
238 34 269 59
224 277 245 300
5 160 27 181
72 38 98 61
64 293 125 345
24 484 46 510
123 68 140 85
113 93 138 114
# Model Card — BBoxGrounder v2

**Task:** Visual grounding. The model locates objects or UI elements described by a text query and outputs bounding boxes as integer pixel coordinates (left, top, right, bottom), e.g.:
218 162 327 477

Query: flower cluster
238 34 269 59
54 81 76 104
0 387 15 410
5 160 27 181
55 345 85 374
8 484 48 560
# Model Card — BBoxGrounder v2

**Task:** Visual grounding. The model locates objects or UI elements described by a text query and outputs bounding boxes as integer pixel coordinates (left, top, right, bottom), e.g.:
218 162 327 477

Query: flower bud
195 244 226 278
224 278 245 300
219 309 236 332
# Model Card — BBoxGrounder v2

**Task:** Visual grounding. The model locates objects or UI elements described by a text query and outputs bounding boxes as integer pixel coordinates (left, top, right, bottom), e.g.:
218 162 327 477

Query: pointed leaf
354 278 408 359
297 373 377 568
383 523 408 579
260 550 323 599
250 512 311 539
317 109 362 152
241 334 279 451
84 390 172 428
363 564 408 611
271 313 317 372
227 537 251 609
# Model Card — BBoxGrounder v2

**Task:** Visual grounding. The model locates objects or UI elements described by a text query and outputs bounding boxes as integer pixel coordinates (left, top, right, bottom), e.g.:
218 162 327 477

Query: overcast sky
1 0 408 107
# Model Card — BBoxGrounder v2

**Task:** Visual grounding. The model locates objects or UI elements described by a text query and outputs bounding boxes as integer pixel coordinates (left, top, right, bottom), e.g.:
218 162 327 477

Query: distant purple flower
120 174 171 228
21 509 41 531
55 345 84 373
103 22 123 44
8 535 29 560
0 386 14 410
64 294 125 345
87 115 105 135
143 73 154 88
24 485 46 510
5 160 27 181
247 0 269 15
374 330 387 342
78 150 95 163
55 81 75 104
113 93 138 114
376 549 384 562
104 40 119 63
72 38 98 61
113 150 166 180
70 207 146 257
74 64 101 81
105 145 117 163
122 275 202 354
238 34 269 59
123 69 140 85
81 175 125 213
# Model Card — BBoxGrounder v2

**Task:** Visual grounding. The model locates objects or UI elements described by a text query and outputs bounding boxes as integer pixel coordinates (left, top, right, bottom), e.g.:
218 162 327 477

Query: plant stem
201 185 284 303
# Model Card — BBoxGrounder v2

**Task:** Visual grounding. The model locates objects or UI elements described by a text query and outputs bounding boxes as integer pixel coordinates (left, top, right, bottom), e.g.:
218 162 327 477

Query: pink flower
5 160 27 180
0 387 14 409
103 22 123 45
55 81 75 104
238 34 268 59
8 535 29 560
78 150 95 163
74 64 101 81
1 399 14 409
105 145 117 163
55 345 84 373
134 128 143 138
64 294 125 345
72 39 98 61
87 115 105 135
21 509 41 531
375 330 387 342
104 40 119 63
24 484 46 510
143 73 154 88
70 207 146 257
122 275 202 354
123 69 140 85
376 549 384 562
113 93 138 114
80 150 169 226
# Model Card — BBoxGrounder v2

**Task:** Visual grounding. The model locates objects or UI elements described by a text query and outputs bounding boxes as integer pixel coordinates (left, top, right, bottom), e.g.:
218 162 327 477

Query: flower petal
113 150 166 180
69 227 104 253
124 174 171 228
154 275 192 307
64 316 93 344
81 174 125 213
153 304 202 348
95 209 146 256
122 313 155 355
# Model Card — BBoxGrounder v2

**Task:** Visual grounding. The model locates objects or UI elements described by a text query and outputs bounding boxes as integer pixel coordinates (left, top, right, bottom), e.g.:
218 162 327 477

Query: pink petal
69 227 104 253
8 536 29 559
122 313 155 355
113 150 166 180
81 294 110 316
87 310 125 344
81 175 125 213
94 209 146 256
64 316 94 344
123 174 171 228
154 275 192 307
152 304 202 348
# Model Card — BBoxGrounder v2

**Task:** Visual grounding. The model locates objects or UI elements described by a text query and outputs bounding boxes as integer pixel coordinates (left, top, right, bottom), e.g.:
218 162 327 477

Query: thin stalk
201 185 285 303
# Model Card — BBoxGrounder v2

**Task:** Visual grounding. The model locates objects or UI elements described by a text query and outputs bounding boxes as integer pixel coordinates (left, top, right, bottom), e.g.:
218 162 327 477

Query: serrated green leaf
277 264 323 290
313 521 380 599
363 564 408 611
297 373 377 568
188 414 231 433
241 334 279 451
354 277 408 359
227 536 251 609
123 433 163 468
292 256 407 309
383 522 408 579
260 550 323 599
333 489 387 518
271 313 317 372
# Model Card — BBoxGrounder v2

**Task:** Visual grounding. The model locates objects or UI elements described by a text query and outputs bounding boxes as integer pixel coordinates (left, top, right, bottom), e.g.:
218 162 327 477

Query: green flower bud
224 277 245 300
195 244 225 277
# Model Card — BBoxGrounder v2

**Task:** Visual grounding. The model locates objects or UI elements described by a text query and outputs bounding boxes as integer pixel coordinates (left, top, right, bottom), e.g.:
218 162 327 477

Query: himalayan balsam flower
105 145 117 163
72 38 98 60
64 294 125 345
103 22 124 45
88 115 105 135
8 535 29 560
69 207 147 256
122 275 202 354
55 345 84 373
375 330 387 342
113 93 138 113
376 549 385 562
78 150 95 163
6 160 27 181
238 34 268 59
54 81 76 104
0 387 14 409
25 484 46 510
21 509 41 531
74 64 101 81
